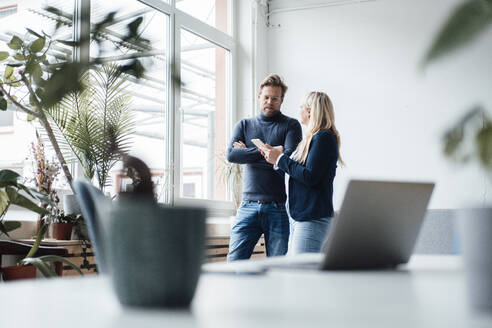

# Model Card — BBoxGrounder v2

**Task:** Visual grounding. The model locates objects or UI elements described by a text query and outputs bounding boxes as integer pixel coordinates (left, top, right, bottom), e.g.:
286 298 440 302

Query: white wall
263 0 492 209
235 0 270 120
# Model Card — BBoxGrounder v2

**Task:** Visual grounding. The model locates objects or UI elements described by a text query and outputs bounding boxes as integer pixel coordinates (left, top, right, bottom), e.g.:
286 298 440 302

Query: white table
1 255 491 328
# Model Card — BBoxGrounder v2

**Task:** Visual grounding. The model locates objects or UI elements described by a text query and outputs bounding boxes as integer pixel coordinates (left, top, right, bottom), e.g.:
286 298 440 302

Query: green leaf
4 65 13 80
29 93 38 107
25 223 48 259
33 255 84 276
119 59 145 79
27 114 36 121
476 122 492 167
30 37 46 53
32 64 43 84
7 36 22 50
40 62 85 108
20 258 56 278
3 220 21 233
0 98 7 111
26 28 42 38
13 53 25 61
423 0 492 65
44 6 62 17
0 222 11 237
128 16 143 36
0 52 9 61
25 60 37 75
0 169 20 183
6 63 22 67
5 186 49 215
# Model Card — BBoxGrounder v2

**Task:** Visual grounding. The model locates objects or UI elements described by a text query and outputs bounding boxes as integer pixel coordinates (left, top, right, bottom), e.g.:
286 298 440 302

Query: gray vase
106 199 206 308
458 207 492 311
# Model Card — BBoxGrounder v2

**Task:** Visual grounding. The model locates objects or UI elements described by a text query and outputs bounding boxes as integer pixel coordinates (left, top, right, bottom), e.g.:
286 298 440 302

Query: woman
261 91 343 254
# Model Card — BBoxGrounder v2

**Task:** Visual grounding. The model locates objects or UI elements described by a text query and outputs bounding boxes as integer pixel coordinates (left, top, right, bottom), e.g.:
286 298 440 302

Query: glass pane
0 0 74 181
177 0 229 34
180 29 228 201
90 0 169 200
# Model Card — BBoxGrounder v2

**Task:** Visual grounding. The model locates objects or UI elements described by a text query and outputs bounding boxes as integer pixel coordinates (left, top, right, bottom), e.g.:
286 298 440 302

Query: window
89 0 169 200
0 0 74 172
179 29 229 201
0 0 236 213
0 3 17 20
81 0 236 211
176 0 230 34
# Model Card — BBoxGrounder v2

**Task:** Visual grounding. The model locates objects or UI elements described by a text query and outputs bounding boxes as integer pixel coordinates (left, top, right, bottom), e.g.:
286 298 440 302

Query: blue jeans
227 201 289 261
288 216 332 255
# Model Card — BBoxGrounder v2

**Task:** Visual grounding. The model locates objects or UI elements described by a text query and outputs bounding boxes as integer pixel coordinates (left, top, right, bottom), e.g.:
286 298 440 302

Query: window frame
77 0 237 215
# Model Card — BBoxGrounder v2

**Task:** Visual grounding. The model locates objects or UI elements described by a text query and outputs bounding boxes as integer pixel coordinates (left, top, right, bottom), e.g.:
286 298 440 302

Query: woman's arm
277 131 338 187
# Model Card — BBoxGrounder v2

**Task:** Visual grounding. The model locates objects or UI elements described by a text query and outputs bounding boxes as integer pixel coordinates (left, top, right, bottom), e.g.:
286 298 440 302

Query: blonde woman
261 91 343 254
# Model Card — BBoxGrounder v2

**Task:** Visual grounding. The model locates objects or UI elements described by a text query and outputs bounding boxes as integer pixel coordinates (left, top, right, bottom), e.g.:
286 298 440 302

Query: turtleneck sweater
226 111 302 202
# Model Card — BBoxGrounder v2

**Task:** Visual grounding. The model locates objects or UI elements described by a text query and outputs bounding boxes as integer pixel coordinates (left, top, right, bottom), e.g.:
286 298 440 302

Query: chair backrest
413 209 458 254
73 180 110 274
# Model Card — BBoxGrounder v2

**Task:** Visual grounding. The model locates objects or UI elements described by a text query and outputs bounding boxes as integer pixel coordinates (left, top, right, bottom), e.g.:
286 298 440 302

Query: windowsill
206 216 233 237
3 210 234 239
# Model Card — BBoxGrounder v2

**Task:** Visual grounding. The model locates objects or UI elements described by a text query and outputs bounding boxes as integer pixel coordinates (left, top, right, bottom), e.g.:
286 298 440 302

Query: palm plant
46 64 134 190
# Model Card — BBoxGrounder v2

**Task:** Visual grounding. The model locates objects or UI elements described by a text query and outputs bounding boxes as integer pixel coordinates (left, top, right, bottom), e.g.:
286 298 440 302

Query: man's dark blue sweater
226 111 302 203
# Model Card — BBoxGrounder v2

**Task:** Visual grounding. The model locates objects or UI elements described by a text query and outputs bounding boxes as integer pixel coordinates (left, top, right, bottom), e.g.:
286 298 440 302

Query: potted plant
422 0 492 310
2 221 84 281
48 63 135 191
52 212 81 240
28 132 63 234
18 223 83 278
0 168 49 280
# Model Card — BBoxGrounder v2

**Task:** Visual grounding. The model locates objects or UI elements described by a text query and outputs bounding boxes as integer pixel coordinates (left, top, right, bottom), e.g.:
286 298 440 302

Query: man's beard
262 107 279 117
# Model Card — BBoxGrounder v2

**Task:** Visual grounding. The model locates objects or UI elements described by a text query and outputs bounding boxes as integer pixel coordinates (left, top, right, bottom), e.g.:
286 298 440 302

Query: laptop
319 179 434 270
203 179 434 273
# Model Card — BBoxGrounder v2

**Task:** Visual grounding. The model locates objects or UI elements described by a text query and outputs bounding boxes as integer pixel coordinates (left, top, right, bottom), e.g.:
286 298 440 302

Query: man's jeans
227 201 289 261
288 216 332 255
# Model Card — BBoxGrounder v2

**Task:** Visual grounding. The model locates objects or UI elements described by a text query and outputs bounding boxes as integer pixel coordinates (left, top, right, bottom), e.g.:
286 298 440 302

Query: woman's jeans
288 216 332 255
227 201 289 261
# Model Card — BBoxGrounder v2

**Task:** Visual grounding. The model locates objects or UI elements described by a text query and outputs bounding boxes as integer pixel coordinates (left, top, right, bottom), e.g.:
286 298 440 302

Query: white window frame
135 0 237 215
76 0 237 215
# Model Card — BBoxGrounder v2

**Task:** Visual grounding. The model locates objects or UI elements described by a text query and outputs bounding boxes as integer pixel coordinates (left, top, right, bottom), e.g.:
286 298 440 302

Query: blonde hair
293 91 344 165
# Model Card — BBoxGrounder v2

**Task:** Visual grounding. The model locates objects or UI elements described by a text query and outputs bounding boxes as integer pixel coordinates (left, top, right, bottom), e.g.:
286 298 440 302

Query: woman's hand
262 144 283 164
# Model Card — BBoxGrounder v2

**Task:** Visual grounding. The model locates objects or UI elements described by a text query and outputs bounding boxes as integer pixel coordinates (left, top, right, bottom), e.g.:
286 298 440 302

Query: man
226 74 302 261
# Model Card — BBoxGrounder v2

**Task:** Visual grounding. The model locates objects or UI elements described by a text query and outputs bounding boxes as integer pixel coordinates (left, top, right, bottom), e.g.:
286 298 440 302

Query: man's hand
233 141 246 148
